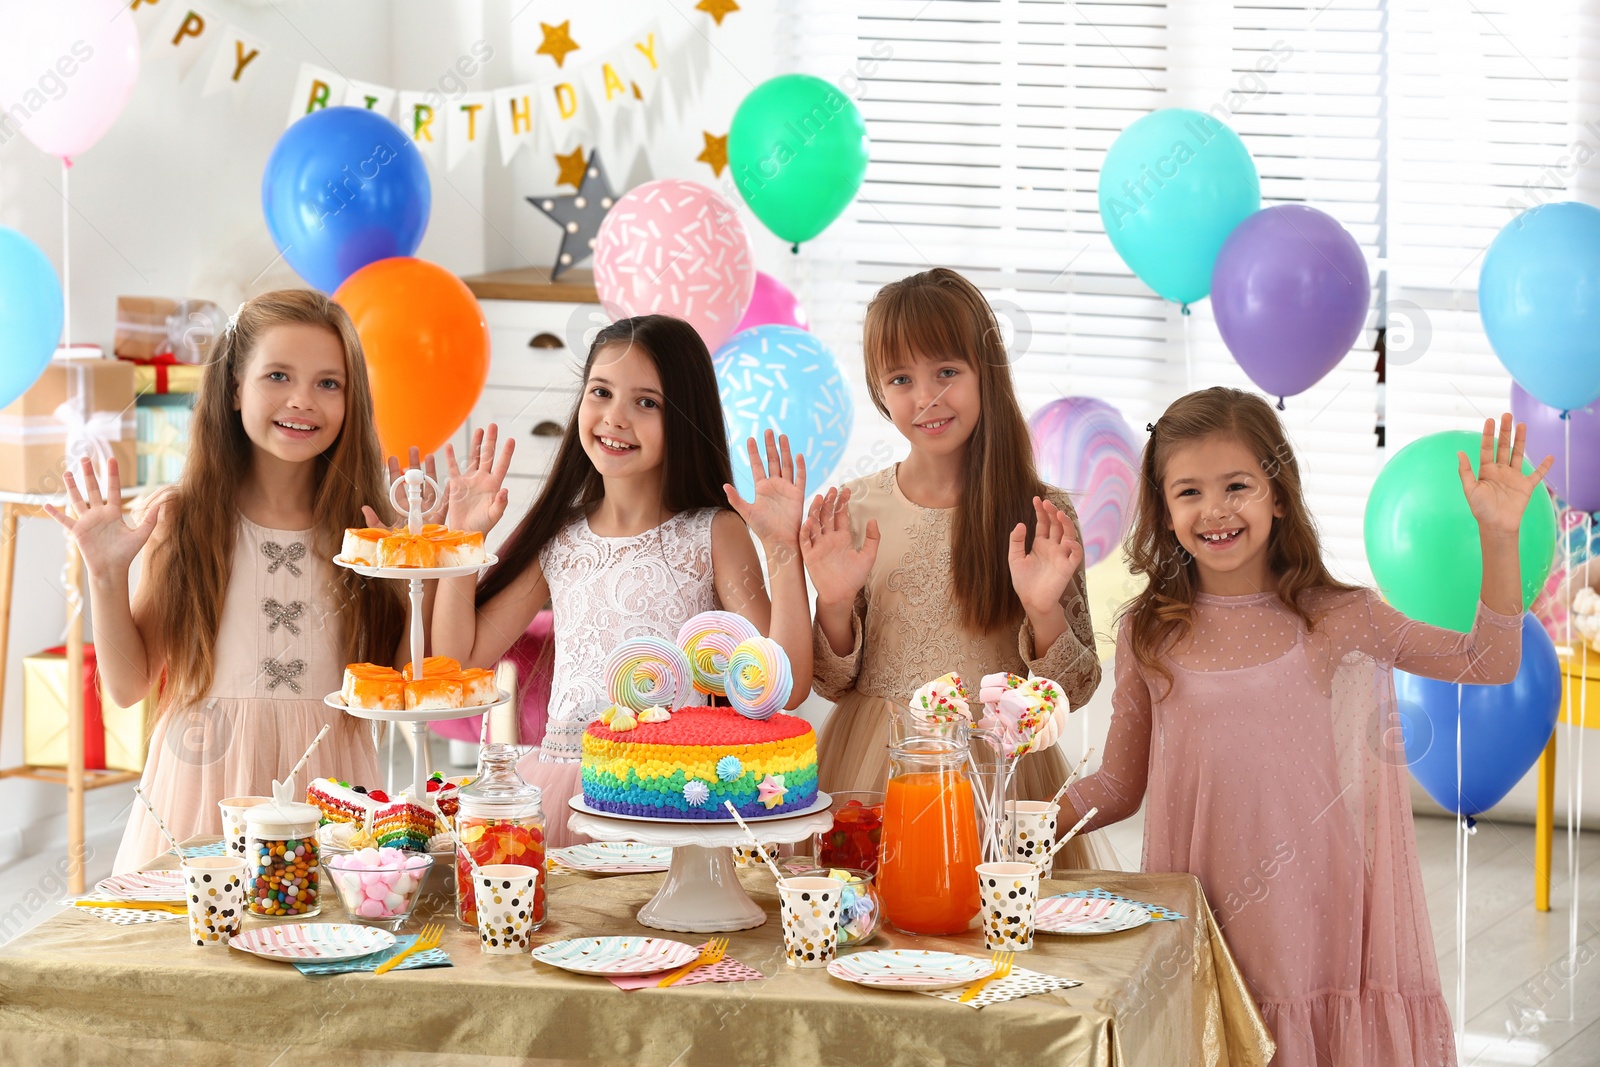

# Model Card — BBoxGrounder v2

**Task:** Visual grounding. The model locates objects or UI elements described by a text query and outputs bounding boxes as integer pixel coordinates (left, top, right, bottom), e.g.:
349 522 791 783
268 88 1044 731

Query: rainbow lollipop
605 636 692 714
725 636 792 720
677 610 761 697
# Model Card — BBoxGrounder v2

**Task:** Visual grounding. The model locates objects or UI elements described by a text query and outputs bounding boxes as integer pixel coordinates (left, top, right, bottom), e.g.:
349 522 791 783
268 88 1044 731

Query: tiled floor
3 741 1598 1064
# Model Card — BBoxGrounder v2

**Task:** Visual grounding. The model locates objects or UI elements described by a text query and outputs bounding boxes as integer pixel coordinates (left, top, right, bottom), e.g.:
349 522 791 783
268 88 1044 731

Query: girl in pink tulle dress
1062 388 1552 1067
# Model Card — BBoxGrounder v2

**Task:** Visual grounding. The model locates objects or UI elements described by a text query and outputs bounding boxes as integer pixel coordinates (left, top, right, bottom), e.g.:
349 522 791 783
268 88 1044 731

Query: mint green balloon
729 75 869 246
1364 431 1557 632
1097 108 1260 305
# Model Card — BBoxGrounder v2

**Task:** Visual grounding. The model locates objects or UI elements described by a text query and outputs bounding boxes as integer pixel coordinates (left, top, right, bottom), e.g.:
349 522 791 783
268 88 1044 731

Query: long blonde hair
1119 386 1356 690
147 289 405 706
863 268 1046 633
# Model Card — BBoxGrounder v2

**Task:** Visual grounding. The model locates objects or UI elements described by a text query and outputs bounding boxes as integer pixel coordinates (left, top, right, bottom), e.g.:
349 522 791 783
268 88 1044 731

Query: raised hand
443 425 514 534
1008 496 1084 615
800 486 879 607
361 447 442 528
1458 414 1553 535
43 458 158 582
724 431 806 549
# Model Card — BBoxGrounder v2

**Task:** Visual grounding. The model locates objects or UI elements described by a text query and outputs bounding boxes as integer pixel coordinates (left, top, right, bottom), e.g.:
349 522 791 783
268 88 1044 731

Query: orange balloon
333 257 488 457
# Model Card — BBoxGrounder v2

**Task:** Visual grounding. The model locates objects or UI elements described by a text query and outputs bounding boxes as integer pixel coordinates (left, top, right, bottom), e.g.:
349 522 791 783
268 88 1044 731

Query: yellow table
0 840 1275 1066
1536 643 1600 911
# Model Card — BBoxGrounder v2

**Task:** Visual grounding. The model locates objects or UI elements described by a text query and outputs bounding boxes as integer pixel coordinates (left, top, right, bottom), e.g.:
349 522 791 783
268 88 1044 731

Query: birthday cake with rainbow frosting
577 611 819 820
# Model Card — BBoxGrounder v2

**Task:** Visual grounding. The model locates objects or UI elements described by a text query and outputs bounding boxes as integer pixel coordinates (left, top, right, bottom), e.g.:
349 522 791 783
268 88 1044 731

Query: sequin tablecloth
0 838 1273 1066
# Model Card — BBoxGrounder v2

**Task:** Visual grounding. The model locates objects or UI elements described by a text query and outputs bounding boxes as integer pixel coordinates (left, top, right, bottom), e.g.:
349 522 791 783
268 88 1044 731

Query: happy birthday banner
140 4 668 173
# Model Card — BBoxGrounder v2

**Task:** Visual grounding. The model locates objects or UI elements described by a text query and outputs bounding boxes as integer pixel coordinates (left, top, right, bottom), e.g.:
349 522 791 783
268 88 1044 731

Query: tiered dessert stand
567 794 833 933
324 469 512 812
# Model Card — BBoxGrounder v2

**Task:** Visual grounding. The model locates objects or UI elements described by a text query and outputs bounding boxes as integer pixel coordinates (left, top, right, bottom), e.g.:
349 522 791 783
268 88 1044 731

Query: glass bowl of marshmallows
324 847 434 931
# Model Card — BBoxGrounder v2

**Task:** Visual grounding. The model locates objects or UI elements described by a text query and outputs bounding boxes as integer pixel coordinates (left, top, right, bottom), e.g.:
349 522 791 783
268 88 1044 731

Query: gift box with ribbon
0 357 137 493
136 401 192 486
22 645 150 773
128 354 204 397
113 296 221 394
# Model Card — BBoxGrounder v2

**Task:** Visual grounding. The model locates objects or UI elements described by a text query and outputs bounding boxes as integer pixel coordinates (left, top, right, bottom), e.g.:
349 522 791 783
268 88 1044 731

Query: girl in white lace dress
801 268 1114 870
431 315 813 847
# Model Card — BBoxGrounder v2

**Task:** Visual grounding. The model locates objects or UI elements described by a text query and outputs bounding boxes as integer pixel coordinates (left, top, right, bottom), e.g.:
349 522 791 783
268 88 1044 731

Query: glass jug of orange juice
877 721 985 935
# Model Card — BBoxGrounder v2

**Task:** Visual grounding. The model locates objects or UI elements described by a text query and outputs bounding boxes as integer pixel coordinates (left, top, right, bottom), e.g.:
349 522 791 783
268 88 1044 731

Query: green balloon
728 75 869 246
1364 430 1556 631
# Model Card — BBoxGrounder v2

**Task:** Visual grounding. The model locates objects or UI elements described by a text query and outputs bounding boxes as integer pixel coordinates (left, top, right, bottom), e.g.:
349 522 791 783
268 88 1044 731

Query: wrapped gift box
114 296 176 360
136 398 192 486
22 645 150 773
0 358 137 493
129 358 204 396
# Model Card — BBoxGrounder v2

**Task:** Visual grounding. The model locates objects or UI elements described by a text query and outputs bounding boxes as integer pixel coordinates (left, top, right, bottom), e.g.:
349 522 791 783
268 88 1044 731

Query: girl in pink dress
1063 387 1552 1066
50 291 408 873
429 315 814 847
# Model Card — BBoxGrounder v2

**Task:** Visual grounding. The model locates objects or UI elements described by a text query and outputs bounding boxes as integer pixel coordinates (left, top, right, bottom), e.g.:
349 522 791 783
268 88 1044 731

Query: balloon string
1455 681 1466 1047
1181 303 1193 393
61 159 70 350
1566 413 1584 1020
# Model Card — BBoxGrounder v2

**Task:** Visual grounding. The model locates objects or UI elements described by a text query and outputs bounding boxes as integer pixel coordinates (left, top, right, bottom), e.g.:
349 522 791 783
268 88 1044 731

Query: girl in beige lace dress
49 291 407 873
802 268 1113 870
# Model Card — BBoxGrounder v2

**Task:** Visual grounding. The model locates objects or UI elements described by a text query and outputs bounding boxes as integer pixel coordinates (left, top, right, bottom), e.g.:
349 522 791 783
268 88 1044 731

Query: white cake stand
567 795 833 933
326 469 508 808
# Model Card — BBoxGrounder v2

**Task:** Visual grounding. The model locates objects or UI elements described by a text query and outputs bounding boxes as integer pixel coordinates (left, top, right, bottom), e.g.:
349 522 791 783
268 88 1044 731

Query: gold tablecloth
0 841 1273 1066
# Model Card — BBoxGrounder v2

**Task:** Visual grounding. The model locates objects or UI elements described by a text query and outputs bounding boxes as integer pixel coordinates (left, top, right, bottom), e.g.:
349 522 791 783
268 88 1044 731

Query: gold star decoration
555 146 588 190
536 21 581 67
697 131 729 178
696 0 740 26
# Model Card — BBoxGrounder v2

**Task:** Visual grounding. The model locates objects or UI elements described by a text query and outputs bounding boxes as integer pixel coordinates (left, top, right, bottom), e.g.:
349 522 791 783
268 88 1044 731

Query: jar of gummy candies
245 801 322 917
455 743 545 930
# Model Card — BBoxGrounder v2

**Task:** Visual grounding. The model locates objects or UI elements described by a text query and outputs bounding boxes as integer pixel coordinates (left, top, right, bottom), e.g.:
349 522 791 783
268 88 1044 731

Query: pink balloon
735 272 809 334
593 179 755 351
0 0 141 161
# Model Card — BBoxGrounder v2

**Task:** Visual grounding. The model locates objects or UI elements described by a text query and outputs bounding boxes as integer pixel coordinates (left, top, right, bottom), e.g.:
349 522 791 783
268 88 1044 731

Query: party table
0 840 1273 1067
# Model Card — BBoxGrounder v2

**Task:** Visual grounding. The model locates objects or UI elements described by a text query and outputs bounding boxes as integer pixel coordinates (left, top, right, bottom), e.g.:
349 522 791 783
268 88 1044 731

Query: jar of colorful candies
455 743 545 929
245 801 322 917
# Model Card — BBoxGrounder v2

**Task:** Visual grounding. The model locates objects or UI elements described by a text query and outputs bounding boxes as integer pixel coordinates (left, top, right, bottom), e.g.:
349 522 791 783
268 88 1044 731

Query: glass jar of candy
244 801 322 917
455 743 546 929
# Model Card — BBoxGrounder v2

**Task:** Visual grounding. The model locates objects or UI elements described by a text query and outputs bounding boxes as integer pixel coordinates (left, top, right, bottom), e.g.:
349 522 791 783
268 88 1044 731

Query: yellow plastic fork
374 922 444 975
656 937 729 987
958 950 1014 1002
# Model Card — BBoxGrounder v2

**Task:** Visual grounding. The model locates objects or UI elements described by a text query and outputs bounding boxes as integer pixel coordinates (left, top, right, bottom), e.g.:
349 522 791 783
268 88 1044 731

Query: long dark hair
863 268 1047 632
1119 386 1357 691
475 315 734 606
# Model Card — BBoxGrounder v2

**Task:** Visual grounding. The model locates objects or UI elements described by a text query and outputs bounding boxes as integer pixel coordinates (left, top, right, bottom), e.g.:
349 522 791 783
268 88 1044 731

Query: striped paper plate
826 950 994 991
1035 896 1152 935
229 923 396 962
95 870 186 903
532 936 698 976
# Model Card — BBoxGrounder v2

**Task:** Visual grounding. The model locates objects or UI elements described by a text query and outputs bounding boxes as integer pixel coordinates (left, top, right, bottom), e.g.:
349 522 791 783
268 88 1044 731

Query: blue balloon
0 227 63 408
714 326 854 501
262 107 431 293
1395 614 1560 816
1098 108 1260 305
1479 201 1600 412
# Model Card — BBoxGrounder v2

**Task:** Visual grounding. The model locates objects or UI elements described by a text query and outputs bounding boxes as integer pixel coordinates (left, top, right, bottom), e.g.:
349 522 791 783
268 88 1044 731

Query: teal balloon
1097 109 1260 305
1479 201 1600 412
0 228 63 408
729 75 869 246
1364 431 1557 632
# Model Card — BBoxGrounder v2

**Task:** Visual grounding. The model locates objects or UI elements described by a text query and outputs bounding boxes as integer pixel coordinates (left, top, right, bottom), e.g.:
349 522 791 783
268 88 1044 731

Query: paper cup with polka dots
183 856 247 947
1002 801 1059 863
777 876 841 968
473 864 541 954
218 796 271 861
733 842 779 868
976 861 1042 951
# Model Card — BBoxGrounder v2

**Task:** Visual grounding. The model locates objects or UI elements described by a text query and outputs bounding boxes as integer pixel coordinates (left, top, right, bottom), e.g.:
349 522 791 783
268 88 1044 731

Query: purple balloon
1211 204 1371 401
1511 383 1600 512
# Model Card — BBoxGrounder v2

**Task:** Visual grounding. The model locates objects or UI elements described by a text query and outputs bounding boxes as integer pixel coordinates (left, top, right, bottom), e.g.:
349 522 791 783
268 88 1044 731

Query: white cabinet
461 269 601 548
